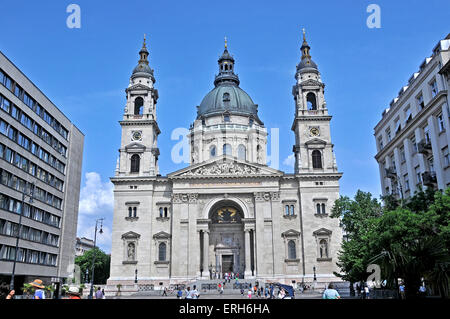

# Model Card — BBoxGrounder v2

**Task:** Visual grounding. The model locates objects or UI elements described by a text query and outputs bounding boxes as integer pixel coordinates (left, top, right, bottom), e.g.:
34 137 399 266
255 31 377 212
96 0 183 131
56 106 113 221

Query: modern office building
374 34 450 198
0 50 84 289
75 237 95 257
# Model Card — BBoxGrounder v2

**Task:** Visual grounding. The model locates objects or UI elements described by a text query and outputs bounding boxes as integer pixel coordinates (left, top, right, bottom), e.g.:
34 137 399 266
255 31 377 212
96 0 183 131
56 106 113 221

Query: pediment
126 83 151 92
168 156 284 178
125 142 146 151
153 231 171 239
305 138 327 145
122 231 141 239
300 79 324 87
313 228 332 236
282 229 301 237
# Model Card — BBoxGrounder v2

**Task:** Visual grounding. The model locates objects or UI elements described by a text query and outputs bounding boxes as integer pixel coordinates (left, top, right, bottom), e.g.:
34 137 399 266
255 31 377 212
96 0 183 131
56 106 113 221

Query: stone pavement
108 291 325 299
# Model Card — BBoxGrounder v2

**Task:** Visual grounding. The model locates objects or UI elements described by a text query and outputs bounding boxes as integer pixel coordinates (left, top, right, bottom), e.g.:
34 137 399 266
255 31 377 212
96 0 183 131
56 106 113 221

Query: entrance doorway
222 255 234 273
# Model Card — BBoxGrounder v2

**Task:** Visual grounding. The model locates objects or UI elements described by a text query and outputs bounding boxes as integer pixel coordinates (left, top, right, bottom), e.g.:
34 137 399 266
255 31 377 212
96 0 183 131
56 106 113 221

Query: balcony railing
422 171 437 186
417 140 432 154
385 167 397 179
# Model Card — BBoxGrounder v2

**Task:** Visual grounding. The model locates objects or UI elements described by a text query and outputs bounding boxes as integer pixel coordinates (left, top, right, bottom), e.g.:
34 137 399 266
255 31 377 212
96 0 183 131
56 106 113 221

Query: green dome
197 84 260 120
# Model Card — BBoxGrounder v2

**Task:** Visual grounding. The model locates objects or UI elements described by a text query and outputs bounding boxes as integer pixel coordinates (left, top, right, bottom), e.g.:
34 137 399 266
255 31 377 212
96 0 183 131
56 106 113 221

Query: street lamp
10 182 35 291
88 218 104 299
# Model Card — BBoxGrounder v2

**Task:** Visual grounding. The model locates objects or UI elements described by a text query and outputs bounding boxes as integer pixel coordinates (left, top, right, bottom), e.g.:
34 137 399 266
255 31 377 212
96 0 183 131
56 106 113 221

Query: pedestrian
67 286 81 299
247 288 252 299
162 287 168 296
364 285 370 299
94 287 103 299
6 290 15 299
399 283 405 299
101 288 106 299
264 287 269 298
270 285 274 299
220 285 224 295
240 288 244 296
192 285 199 299
185 287 192 299
29 279 46 299
322 283 341 299
177 288 183 299
257 287 261 298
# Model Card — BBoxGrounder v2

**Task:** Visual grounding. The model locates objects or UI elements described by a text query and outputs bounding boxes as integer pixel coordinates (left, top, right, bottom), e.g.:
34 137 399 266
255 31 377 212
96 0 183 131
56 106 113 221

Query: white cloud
283 154 295 167
78 172 114 215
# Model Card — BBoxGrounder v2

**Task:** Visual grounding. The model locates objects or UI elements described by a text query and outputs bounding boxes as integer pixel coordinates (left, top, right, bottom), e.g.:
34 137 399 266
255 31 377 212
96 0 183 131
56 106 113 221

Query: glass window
238 145 246 160
312 150 322 169
223 144 232 156
416 93 424 109
158 242 166 261
288 240 296 259
210 146 216 158
430 80 438 97
438 114 445 132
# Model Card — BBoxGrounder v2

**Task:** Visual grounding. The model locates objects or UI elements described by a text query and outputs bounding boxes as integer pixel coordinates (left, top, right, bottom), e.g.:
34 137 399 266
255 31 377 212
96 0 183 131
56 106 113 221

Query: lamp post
88 218 104 299
85 268 89 284
10 182 35 291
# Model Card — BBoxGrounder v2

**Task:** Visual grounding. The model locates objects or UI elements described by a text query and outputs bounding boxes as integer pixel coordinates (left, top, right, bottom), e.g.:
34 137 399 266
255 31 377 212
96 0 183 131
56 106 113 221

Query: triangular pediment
300 79 324 87
282 229 301 237
122 231 141 239
168 156 284 178
153 231 171 239
125 142 146 151
305 138 327 145
313 228 332 236
126 83 151 92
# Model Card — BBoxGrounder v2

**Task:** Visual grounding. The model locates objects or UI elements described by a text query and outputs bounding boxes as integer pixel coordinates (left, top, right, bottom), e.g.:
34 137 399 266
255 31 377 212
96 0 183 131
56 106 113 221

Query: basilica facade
107 33 343 289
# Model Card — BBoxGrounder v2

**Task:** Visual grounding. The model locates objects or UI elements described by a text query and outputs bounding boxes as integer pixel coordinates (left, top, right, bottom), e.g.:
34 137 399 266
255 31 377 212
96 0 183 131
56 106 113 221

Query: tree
75 247 110 284
330 190 382 284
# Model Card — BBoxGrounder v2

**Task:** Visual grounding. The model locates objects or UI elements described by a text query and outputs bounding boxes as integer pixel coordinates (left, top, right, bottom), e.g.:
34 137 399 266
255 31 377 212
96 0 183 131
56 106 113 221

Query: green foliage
21 283 34 294
75 247 111 284
331 187 450 298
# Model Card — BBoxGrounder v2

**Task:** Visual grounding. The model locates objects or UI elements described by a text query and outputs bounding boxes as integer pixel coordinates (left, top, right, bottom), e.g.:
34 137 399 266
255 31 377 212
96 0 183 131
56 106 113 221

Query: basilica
107 32 343 290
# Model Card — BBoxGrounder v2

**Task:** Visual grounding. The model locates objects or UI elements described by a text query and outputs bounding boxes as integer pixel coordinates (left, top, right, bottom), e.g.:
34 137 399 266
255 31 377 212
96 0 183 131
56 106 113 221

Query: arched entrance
208 200 245 279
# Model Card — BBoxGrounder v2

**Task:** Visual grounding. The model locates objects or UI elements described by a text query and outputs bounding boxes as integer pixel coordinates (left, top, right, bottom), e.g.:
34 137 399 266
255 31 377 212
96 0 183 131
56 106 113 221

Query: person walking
177 288 183 299
192 285 199 299
95 287 104 299
247 288 252 299
322 283 341 299
162 287 168 296
185 287 192 299
101 288 106 299
399 283 405 299
29 279 46 299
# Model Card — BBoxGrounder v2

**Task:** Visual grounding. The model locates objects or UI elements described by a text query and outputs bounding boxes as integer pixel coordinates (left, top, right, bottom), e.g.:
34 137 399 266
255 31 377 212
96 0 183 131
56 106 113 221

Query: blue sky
0 0 449 252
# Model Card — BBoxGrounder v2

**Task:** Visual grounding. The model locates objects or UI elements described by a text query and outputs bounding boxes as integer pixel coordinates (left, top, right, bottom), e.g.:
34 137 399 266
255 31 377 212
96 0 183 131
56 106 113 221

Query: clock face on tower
309 127 320 137
131 131 142 141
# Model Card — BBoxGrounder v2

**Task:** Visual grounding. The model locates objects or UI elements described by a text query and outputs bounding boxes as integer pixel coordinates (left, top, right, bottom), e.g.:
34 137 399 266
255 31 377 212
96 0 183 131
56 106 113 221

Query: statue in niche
319 239 328 258
127 242 136 260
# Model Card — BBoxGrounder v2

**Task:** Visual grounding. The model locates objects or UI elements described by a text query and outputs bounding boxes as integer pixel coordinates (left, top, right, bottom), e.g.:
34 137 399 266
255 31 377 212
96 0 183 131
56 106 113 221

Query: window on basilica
306 92 317 110
238 144 246 160
134 97 144 115
158 242 166 261
288 240 296 259
312 150 322 169
130 154 140 173
211 206 242 224
223 144 232 156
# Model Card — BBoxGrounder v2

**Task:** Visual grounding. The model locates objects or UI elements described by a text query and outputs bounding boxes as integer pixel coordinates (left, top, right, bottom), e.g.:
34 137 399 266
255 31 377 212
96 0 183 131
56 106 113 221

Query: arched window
288 240 296 259
223 144 232 156
285 205 290 216
306 92 317 110
210 145 216 158
133 207 137 217
321 203 326 215
164 207 168 218
290 205 294 216
238 145 246 160
312 150 322 169
159 207 163 218
319 239 329 258
130 154 140 173
316 203 321 214
134 97 144 115
128 207 132 218
158 242 166 261
224 114 230 122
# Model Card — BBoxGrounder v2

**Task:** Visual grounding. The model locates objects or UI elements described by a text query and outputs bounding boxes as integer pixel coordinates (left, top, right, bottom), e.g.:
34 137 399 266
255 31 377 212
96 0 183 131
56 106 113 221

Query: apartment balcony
422 171 437 186
417 140 432 155
385 167 397 179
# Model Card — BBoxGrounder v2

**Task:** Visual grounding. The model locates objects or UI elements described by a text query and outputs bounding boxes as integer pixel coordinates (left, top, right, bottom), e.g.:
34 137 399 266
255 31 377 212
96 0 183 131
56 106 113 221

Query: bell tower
291 29 338 174
116 36 160 177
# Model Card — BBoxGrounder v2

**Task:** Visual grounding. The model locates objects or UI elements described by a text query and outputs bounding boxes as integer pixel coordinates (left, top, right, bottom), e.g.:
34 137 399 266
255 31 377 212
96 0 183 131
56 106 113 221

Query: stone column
244 229 252 278
203 230 210 279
